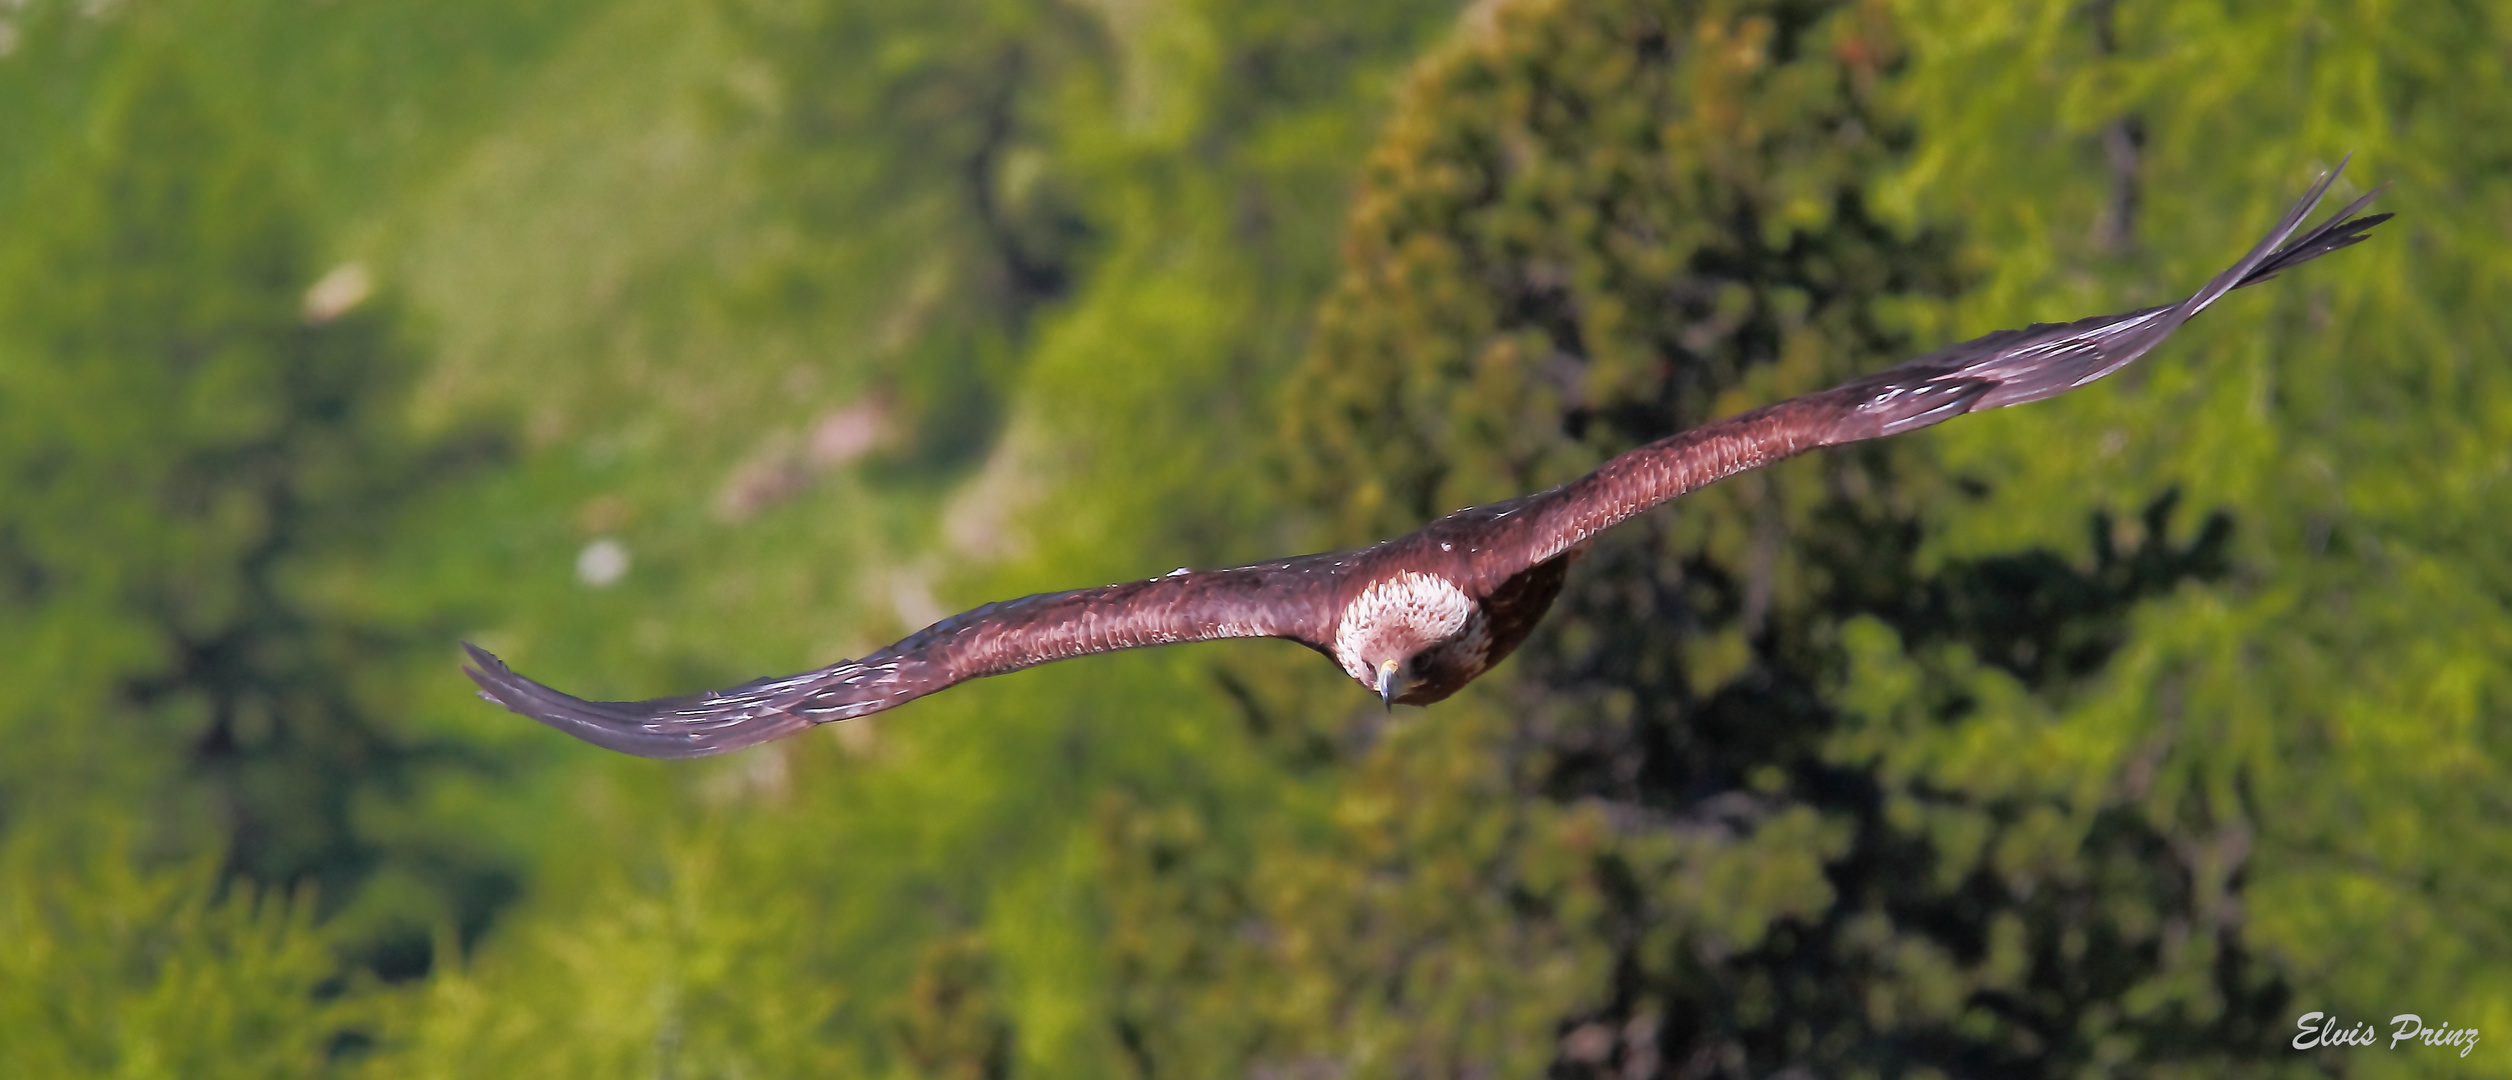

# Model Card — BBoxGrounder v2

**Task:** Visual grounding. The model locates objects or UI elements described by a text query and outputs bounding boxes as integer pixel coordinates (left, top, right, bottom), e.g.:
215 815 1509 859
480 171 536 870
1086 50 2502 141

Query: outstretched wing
465 554 1351 758
1503 161 2389 566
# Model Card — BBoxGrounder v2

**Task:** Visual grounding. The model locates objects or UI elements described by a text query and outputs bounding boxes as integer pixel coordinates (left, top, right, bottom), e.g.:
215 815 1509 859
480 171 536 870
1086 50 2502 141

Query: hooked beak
1377 659 1400 711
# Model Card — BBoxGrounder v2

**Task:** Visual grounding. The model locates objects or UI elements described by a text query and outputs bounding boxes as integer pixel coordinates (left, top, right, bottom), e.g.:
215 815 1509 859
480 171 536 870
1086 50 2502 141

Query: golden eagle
467 164 2388 758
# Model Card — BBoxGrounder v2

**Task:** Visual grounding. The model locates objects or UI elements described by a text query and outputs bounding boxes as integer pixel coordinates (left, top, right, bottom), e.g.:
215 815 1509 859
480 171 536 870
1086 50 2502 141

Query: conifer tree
1098 0 2299 1074
0 44 491 976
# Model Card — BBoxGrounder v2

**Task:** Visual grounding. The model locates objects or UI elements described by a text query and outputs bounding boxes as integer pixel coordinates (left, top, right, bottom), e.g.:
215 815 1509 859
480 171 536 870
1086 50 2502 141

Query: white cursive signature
2294 1012 2480 1058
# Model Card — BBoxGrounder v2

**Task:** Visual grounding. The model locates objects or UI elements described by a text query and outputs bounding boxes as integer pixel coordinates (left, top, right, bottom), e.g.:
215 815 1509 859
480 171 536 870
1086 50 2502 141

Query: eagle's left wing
464 553 1349 758
1501 161 2387 567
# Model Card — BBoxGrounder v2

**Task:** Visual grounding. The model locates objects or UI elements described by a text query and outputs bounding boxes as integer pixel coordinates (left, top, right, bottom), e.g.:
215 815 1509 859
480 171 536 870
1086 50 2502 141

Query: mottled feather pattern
465 164 2388 758
466 554 1350 757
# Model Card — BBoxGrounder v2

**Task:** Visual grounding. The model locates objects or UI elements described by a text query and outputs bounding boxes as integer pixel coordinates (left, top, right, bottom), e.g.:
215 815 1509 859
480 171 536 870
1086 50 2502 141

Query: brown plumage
466 164 2389 758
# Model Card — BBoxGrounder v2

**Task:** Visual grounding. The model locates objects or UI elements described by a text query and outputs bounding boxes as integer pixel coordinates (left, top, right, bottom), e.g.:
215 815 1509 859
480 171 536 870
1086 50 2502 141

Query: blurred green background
1 0 2504 1075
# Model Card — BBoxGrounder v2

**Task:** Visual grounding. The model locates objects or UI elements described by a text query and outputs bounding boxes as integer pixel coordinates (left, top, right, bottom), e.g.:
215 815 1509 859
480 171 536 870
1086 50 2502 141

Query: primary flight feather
466 163 2389 758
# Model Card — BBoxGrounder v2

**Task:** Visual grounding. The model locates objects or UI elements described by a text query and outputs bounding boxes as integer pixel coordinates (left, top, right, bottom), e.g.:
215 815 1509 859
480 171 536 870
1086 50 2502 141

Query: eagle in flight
467 164 2388 758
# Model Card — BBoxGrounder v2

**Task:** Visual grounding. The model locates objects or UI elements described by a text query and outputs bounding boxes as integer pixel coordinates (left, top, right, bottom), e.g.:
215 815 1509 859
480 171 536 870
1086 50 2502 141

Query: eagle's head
1332 571 1486 707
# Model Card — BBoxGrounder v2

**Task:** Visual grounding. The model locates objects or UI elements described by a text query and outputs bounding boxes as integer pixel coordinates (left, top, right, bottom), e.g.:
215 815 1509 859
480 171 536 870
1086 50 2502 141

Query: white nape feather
1333 571 1476 683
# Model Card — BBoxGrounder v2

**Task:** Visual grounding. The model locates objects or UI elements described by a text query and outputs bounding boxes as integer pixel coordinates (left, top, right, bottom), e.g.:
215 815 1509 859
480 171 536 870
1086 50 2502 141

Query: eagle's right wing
1505 161 2388 567
465 553 1351 758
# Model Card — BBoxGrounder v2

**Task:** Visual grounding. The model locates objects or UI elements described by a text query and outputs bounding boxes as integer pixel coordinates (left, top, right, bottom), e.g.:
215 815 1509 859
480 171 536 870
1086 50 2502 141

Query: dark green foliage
1287 0 1955 534
1083 0 2322 1075
0 46 497 976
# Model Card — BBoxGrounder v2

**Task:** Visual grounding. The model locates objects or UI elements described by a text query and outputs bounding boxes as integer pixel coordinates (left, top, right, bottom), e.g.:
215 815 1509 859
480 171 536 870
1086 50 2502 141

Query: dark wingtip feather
2233 180 2391 291
1845 159 2390 424
461 641 812 759
2234 212 2393 287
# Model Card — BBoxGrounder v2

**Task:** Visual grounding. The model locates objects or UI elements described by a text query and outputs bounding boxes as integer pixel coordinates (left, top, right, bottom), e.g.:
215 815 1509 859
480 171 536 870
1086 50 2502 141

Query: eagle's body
466 165 2390 758
1325 499 1575 705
